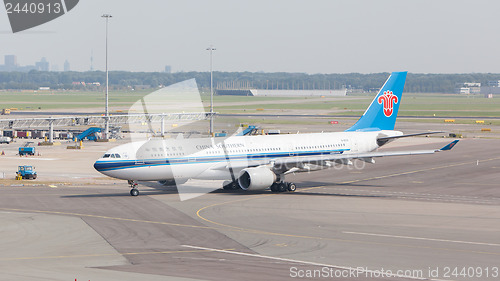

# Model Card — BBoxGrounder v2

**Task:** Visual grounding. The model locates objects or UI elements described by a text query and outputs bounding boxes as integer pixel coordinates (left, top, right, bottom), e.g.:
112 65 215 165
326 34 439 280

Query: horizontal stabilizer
377 131 444 146
438 140 459 151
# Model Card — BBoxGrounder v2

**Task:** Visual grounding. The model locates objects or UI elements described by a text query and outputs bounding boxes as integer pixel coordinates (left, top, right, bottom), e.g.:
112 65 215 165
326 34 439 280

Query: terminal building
456 82 481 94
481 80 500 97
215 81 347 97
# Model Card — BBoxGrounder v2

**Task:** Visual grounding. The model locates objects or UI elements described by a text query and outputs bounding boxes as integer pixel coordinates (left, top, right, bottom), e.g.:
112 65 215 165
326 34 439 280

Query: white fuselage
93 130 400 182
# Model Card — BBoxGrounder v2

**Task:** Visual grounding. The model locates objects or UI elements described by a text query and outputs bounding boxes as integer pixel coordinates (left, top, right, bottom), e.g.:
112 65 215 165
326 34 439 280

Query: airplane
93 72 459 196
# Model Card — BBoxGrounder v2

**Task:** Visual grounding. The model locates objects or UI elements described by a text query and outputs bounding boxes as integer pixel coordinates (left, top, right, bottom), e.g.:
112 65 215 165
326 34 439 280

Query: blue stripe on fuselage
93 149 348 172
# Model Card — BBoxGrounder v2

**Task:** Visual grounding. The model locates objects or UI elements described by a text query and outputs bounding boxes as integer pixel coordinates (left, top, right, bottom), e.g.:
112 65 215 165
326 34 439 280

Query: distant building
216 88 347 97
35 57 49 71
164 65 172 73
481 80 500 95
456 82 480 94
4 55 17 67
216 80 346 96
487 80 500 87
0 55 36 72
64 60 70 71
464 82 481 87
248 89 347 97
0 55 19 71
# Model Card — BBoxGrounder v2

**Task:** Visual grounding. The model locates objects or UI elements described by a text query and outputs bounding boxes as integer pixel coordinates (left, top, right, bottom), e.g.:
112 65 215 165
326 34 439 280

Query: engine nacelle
238 167 276 191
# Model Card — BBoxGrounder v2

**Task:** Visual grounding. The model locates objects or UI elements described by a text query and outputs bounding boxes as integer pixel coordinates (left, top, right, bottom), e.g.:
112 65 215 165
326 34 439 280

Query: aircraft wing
273 140 459 170
211 140 459 172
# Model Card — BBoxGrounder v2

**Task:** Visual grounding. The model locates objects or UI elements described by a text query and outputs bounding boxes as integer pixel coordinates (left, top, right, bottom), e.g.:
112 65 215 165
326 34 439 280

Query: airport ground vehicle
19 142 36 156
16 165 37 180
76 127 102 141
0 136 11 144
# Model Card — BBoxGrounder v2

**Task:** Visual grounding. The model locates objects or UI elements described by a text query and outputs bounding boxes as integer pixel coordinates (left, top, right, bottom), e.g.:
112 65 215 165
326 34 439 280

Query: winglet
438 140 459 151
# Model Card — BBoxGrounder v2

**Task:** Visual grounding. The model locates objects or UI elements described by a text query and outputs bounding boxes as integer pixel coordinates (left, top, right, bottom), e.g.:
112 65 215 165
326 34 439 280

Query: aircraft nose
93 161 106 172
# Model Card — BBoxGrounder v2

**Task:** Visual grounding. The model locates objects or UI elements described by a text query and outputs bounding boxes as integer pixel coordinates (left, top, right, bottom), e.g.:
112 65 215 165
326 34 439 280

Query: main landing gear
270 182 296 193
128 180 139 196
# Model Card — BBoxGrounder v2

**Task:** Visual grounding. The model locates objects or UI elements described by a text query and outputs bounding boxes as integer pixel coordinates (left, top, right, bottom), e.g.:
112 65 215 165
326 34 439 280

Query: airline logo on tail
378 90 398 117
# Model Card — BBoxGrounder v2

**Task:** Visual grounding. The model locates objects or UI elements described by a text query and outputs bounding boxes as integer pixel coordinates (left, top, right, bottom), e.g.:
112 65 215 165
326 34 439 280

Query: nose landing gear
128 180 139 196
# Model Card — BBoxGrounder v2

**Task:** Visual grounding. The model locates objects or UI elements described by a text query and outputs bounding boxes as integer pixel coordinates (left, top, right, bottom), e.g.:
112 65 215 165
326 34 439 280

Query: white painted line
182 245 450 281
3 157 58 161
60 0 68 13
343 231 500 247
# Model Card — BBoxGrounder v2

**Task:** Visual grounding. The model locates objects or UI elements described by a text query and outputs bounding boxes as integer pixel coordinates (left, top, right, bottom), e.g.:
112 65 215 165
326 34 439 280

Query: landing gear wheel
278 182 287 193
287 182 296 192
270 183 279 192
130 188 139 196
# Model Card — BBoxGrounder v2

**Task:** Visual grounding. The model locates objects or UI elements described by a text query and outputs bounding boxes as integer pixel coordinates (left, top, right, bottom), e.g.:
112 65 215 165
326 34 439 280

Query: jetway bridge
0 112 214 143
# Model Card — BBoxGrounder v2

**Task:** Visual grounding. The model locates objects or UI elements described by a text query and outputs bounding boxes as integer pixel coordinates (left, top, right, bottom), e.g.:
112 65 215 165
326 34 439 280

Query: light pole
206 45 216 137
102 14 112 139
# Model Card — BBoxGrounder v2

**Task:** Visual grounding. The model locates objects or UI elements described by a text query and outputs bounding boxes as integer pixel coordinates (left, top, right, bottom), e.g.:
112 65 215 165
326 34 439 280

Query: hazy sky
1 0 499 74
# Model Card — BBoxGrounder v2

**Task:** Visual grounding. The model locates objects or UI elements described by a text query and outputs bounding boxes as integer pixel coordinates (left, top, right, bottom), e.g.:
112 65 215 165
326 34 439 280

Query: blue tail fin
346 71 407 132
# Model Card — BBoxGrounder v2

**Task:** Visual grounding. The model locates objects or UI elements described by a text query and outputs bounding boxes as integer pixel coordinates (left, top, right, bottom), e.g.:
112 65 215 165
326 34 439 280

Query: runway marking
0 249 233 262
182 245 451 281
338 156 500 185
316 188 500 205
195 185 325 232
0 207 215 230
193 197 500 256
3 156 500 264
196 194 275 232
192 157 500 257
1 205 500 258
455 182 500 186
343 231 500 247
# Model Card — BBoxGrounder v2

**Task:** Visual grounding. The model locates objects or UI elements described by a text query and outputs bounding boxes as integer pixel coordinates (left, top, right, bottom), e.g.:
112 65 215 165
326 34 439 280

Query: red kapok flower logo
377 90 398 117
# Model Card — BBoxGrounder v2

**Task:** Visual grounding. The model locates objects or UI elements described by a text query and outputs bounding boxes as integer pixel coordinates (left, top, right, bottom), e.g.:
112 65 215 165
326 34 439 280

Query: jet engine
238 167 276 191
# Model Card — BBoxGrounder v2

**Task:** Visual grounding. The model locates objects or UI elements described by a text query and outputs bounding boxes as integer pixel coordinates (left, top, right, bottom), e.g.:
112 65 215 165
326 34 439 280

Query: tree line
1 70 500 93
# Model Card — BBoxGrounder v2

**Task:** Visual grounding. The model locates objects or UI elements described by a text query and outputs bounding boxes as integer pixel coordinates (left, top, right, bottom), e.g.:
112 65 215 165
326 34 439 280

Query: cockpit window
114 154 121 158
111 154 116 158
103 154 111 158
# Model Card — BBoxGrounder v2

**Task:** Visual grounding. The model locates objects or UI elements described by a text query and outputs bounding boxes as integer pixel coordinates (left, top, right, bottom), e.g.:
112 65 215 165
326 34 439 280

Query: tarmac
0 136 499 280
